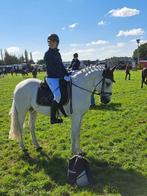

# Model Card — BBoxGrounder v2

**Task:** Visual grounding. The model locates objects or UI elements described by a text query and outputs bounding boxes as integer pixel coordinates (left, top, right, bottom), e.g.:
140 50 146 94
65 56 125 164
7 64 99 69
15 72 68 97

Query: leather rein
71 77 112 96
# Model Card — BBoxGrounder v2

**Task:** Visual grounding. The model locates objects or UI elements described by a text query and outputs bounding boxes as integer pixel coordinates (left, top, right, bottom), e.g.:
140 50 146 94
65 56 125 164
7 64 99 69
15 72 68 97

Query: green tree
29 52 34 64
133 42 147 61
0 60 3 65
105 57 132 67
4 50 19 65
24 49 29 63
37 59 45 64
19 55 25 63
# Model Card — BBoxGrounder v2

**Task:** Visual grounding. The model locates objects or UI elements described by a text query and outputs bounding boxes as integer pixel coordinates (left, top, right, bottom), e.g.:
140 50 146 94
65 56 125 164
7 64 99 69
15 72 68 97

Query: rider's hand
64 75 71 81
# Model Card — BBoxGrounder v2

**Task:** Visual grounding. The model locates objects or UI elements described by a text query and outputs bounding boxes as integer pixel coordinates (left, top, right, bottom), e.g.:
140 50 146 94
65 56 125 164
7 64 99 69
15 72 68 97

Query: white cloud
97 20 105 26
61 48 95 61
61 41 136 61
116 42 126 48
61 27 66 30
32 51 43 62
129 39 144 44
70 43 83 47
86 40 109 46
4 47 43 62
108 7 140 17
130 39 138 43
117 28 144 37
68 22 78 29
6 47 20 55
141 40 147 44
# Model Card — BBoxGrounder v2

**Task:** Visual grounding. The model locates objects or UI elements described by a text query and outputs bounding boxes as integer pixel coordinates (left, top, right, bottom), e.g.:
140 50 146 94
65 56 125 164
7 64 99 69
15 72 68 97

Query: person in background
69 53 80 71
32 66 37 78
44 34 70 124
125 63 131 80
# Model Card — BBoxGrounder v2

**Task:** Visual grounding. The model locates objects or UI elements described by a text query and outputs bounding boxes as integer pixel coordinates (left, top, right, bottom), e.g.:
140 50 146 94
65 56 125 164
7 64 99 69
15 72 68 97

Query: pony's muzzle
100 96 110 104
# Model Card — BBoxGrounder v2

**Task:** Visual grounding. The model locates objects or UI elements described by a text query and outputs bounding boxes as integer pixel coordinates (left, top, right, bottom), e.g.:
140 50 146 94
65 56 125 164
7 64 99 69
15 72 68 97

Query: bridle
72 76 112 96
100 78 113 96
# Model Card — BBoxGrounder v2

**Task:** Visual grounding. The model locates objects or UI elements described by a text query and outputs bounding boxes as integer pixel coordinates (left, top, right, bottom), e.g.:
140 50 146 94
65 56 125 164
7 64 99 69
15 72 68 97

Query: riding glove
64 75 71 81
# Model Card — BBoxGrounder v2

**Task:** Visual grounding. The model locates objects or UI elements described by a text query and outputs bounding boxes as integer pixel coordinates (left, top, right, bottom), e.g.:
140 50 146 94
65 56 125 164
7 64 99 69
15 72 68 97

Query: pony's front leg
29 111 41 150
71 114 82 155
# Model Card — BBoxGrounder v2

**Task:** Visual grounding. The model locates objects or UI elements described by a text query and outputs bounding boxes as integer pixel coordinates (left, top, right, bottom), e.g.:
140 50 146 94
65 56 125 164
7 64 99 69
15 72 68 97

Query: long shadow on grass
90 102 122 111
87 158 147 196
21 150 67 185
21 151 147 196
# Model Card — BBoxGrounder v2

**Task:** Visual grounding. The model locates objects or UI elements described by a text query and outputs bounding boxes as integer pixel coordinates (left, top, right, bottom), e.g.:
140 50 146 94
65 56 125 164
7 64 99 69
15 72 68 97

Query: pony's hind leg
18 111 27 151
29 109 41 150
9 101 26 151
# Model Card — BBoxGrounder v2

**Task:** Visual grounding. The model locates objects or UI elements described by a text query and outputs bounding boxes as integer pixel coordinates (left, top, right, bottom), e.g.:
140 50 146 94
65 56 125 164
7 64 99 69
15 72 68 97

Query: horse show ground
0 70 147 196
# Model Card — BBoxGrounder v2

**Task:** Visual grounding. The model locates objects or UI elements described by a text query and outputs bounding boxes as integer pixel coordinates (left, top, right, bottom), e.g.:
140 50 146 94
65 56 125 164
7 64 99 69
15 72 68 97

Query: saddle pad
36 79 69 106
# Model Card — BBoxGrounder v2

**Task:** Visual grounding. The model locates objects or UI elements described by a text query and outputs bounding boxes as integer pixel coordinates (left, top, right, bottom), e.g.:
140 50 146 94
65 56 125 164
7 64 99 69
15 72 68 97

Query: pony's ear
111 66 117 72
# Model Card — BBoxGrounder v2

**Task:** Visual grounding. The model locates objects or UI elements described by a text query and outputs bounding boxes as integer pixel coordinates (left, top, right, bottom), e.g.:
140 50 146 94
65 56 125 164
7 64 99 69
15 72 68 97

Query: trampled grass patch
0 71 147 195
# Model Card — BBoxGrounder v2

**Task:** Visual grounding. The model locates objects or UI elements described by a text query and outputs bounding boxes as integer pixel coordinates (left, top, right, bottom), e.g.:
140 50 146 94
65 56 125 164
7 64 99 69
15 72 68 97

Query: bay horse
141 67 147 88
9 65 116 155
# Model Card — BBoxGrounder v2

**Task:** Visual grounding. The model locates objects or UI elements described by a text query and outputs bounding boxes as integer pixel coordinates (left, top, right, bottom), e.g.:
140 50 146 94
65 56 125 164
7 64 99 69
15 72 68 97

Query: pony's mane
72 64 105 79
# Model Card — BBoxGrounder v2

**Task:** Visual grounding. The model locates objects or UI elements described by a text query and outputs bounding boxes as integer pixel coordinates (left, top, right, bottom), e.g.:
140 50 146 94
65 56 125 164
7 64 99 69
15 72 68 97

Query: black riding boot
51 100 63 124
58 104 68 117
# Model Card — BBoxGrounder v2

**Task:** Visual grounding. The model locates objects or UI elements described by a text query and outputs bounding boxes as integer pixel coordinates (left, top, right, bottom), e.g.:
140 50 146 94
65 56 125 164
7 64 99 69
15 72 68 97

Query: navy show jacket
70 59 80 70
44 48 68 78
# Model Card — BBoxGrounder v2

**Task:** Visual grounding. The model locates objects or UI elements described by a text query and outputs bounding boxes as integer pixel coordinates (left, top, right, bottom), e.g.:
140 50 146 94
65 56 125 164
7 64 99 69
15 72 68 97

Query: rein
72 78 112 96
72 83 100 95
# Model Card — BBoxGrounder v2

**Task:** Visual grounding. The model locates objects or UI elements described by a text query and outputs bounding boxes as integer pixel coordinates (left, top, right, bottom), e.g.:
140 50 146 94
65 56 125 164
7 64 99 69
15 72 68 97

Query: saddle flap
36 79 70 106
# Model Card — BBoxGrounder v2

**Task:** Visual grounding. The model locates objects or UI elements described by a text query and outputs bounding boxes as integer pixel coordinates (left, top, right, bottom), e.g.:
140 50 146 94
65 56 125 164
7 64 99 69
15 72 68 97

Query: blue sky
0 0 147 62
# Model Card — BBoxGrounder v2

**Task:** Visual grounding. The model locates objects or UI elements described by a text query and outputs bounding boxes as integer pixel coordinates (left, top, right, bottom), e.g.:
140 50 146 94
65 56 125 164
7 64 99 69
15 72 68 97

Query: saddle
36 79 70 106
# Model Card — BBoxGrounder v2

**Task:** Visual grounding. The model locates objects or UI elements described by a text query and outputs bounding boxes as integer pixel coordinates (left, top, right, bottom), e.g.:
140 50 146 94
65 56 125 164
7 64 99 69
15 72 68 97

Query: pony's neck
72 66 103 92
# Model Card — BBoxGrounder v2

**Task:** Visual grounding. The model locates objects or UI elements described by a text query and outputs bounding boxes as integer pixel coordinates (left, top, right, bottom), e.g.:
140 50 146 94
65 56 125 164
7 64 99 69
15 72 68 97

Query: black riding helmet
47 34 59 45
74 53 78 58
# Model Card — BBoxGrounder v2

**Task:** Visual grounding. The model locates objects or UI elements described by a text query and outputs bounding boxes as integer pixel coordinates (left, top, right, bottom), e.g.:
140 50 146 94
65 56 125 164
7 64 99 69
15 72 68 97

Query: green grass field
0 71 147 196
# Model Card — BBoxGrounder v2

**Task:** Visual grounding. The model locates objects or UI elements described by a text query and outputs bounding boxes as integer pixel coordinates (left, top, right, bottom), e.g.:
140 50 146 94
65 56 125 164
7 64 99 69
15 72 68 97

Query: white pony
9 65 116 154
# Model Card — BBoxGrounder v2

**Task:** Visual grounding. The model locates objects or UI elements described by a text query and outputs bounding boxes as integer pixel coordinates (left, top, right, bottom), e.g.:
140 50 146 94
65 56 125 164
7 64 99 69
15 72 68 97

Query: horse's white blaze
9 65 113 154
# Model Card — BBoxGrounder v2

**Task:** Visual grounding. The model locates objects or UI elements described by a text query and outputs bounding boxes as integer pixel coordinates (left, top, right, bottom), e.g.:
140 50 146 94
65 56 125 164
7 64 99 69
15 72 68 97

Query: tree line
0 49 34 66
1 42 147 66
133 42 147 61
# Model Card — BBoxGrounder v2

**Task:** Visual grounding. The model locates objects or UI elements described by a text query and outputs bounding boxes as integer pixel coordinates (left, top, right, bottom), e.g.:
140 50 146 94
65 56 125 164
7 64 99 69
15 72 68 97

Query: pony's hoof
22 149 30 157
22 148 28 153
36 146 42 151
78 151 87 157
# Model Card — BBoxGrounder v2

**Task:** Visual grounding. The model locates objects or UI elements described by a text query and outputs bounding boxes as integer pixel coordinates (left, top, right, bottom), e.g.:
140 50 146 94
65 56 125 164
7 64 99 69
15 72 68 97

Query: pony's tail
9 100 21 140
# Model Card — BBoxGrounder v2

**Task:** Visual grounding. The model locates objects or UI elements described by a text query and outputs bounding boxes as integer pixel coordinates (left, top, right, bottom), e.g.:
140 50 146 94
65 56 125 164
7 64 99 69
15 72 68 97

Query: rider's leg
90 94 95 107
46 78 63 124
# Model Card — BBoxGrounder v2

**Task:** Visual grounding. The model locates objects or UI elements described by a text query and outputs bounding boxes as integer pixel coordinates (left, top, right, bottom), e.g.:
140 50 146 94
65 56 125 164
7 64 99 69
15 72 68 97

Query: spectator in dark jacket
125 63 131 80
69 53 80 71
44 34 70 124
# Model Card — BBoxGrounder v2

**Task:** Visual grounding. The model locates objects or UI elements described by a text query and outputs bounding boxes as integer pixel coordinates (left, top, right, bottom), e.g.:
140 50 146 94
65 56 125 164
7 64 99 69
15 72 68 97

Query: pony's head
96 66 116 104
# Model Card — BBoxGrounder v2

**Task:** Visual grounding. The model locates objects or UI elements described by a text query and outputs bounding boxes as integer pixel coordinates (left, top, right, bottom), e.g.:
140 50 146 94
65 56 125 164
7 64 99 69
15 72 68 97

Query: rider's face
48 39 58 49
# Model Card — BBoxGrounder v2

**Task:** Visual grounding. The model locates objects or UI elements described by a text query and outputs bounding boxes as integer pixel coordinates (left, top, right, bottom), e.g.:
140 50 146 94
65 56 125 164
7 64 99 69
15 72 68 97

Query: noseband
100 78 113 96
93 77 112 96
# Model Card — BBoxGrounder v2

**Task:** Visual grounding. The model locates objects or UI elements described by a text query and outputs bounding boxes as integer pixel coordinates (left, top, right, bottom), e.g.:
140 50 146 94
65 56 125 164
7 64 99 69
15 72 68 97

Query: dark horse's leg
141 71 145 88
141 77 144 88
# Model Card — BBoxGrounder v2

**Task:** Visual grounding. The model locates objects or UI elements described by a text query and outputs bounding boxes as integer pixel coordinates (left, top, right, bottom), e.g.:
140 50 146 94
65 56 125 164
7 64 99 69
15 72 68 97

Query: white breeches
46 77 61 103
